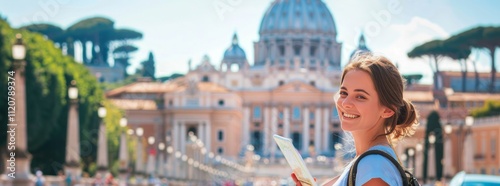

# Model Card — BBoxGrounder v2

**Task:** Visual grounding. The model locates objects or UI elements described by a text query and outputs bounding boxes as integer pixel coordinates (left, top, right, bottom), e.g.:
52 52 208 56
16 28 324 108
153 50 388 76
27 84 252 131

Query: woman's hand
291 173 317 186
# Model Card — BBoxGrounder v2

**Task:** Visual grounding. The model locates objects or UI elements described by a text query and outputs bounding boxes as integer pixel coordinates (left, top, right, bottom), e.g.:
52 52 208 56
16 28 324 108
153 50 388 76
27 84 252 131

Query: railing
473 115 500 126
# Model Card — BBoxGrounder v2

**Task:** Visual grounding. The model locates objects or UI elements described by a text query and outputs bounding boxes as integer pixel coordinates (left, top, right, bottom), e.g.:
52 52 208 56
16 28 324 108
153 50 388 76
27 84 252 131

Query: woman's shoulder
354 145 402 186
359 145 399 170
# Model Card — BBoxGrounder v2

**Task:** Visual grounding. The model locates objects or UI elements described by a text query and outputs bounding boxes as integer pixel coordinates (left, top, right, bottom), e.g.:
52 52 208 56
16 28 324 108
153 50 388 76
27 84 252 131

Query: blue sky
1 0 499 84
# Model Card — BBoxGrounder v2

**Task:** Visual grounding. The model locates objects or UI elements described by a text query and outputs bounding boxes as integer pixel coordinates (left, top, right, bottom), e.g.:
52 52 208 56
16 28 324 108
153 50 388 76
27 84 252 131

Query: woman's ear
381 107 395 118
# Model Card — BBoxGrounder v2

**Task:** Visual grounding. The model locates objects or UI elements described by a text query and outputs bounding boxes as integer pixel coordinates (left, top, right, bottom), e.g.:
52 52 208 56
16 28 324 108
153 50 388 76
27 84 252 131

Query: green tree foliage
408 40 449 90
113 44 138 77
19 23 66 43
445 26 500 92
158 73 184 82
470 99 500 118
441 39 472 92
67 17 115 66
19 17 143 76
111 28 143 41
141 52 156 80
402 74 423 86
0 19 123 175
422 111 444 182
100 74 141 91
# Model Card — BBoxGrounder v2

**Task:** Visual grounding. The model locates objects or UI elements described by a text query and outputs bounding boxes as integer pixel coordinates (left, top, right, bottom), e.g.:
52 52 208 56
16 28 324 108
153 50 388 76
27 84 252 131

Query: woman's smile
342 112 360 119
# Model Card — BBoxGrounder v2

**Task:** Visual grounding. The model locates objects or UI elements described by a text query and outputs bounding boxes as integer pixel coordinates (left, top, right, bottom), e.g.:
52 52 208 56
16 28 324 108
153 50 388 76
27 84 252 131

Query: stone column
302 107 310 153
205 120 211 153
271 107 278 161
135 135 144 184
322 107 330 152
284 107 290 138
243 107 250 147
314 107 322 155
172 121 179 152
263 107 271 156
180 122 186 153
65 97 81 180
97 122 108 176
118 132 128 185
197 122 204 141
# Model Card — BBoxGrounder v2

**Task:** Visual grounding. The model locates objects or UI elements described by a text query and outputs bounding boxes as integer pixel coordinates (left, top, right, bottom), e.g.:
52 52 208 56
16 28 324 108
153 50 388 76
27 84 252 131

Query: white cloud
374 16 454 84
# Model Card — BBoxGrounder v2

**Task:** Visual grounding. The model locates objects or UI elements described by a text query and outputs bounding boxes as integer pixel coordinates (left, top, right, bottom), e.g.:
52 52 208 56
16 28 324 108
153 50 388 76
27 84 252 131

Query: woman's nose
342 97 354 109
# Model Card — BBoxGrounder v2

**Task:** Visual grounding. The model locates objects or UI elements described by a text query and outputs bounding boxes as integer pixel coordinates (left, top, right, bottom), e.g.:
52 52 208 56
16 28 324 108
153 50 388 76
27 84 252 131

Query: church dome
259 0 337 35
223 33 246 60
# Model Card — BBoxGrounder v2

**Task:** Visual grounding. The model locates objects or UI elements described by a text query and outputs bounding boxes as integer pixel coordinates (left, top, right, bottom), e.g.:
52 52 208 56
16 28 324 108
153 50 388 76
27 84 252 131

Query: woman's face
335 69 388 132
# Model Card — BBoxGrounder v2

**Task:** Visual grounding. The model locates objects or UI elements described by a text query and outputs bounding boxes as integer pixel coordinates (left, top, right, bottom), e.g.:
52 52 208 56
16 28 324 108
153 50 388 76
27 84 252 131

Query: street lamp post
146 136 156 182
462 116 474 173
415 143 423 181
96 103 108 177
135 127 145 184
444 123 453 179
4 33 34 185
401 153 408 168
165 135 173 179
428 133 437 184
118 117 129 185
408 148 415 172
157 142 166 179
65 80 82 183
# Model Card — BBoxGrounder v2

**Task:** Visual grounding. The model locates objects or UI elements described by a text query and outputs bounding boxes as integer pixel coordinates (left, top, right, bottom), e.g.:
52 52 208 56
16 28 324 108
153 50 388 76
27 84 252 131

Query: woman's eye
356 95 366 99
339 91 347 96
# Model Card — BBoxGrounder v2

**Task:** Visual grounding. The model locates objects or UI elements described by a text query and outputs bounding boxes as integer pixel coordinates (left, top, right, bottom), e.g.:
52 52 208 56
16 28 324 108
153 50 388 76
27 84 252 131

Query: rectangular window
292 106 301 120
253 106 262 119
218 147 224 154
294 45 301 56
218 99 225 106
310 111 315 120
279 45 285 56
279 111 284 119
218 130 224 141
310 46 317 57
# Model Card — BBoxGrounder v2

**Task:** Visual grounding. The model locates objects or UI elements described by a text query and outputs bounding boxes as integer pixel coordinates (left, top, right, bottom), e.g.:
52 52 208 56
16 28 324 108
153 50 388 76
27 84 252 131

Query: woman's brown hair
341 53 419 141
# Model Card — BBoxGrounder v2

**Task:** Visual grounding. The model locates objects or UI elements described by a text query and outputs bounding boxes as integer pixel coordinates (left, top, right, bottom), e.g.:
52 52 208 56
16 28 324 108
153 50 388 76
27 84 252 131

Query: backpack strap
347 150 409 186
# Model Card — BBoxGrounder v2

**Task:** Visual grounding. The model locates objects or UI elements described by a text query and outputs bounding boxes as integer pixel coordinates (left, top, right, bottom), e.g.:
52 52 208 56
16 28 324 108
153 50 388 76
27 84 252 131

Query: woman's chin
340 123 355 132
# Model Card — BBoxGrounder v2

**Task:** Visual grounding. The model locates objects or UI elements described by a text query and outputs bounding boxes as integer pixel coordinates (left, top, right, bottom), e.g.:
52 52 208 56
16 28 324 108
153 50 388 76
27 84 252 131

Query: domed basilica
109 0 351 159
109 0 358 164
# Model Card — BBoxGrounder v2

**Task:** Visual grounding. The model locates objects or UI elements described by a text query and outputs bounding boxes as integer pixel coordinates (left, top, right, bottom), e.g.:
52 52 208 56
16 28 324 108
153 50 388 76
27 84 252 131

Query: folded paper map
273 134 317 186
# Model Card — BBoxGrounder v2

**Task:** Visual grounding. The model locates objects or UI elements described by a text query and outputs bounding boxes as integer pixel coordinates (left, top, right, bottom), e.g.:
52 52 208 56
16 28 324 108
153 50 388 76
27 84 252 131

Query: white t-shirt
333 145 403 186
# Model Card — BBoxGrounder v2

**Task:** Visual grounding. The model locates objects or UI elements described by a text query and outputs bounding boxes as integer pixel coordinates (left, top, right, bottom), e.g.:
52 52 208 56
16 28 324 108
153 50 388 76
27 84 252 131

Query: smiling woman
292 53 420 186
